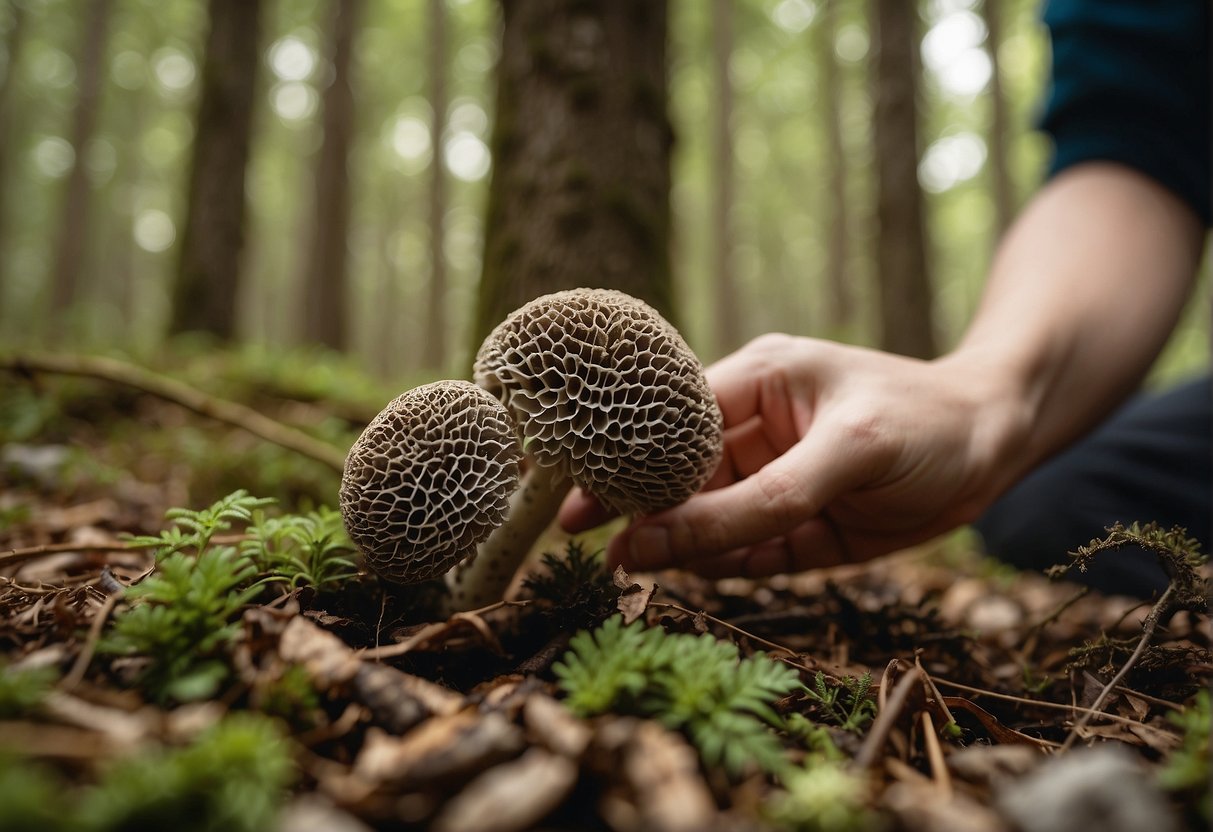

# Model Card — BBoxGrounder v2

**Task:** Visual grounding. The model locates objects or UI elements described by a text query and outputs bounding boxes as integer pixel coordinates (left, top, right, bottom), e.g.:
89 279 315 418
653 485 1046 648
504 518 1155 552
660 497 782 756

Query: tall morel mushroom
449 288 724 608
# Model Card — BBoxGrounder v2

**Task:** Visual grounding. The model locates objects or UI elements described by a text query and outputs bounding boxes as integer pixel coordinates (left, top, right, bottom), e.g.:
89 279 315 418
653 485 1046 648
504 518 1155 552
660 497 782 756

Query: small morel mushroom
339 380 523 585
447 288 724 609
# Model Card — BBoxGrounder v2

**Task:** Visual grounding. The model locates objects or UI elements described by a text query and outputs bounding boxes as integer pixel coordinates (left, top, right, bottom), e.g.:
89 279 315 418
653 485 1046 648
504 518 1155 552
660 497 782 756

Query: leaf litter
1 376 1209 832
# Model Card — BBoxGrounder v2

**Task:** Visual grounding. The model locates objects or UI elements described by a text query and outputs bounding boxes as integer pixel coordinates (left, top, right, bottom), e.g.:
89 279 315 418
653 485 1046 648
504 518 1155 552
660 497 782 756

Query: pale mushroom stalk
444 463 572 610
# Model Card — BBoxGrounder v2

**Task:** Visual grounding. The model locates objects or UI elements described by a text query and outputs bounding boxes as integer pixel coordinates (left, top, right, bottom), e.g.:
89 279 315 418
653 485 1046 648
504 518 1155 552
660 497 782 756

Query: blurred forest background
0 0 1207 382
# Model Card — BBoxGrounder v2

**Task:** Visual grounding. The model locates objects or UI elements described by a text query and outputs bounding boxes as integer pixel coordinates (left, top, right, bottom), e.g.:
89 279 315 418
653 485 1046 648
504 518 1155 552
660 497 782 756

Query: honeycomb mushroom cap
339 380 523 584
473 288 723 514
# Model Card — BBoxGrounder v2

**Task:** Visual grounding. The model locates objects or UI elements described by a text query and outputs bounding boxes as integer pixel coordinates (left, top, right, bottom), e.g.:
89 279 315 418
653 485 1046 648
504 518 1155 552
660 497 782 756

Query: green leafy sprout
0 713 294 832
554 617 802 776
240 506 358 591
1158 689 1211 822
803 670 876 733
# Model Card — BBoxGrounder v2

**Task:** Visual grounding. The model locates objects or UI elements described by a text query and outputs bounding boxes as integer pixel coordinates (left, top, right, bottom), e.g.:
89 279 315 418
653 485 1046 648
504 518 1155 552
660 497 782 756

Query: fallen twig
2 351 347 472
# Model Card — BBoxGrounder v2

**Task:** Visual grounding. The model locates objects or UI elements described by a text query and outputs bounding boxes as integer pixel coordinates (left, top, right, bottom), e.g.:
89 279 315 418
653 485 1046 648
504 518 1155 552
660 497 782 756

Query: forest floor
0 351 1209 832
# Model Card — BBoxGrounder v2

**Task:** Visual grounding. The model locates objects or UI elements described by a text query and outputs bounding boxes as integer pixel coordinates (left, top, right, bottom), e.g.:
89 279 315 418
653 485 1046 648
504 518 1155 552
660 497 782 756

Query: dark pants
975 375 1212 597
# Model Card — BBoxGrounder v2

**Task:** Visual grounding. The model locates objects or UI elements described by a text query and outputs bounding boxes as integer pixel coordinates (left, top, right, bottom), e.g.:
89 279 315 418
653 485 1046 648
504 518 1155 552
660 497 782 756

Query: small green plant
554 617 802 775
1158 690 1211 822
0 752 64 832
803 671 876 733
240 506 358 591
764 758 882 832
0 713 293 832
125 490 274 561
0 663 57 719
101 548 258 702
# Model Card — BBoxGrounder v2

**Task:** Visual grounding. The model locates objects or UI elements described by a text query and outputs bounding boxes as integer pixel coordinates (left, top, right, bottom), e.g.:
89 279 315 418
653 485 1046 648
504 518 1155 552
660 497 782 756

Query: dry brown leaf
430 749 578 832
594 717 717 832
353 663 461 734
613 566 657 624
279 615 362 689
523 692 591 758
884 781 1010 832
353 712 524 789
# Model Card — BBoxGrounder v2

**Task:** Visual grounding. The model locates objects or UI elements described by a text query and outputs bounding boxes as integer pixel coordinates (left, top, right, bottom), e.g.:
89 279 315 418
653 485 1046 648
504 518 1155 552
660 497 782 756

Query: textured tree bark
816 0 854 336
171 0 262 340
870 0 936 359
423 0 449 372
981 0 1014 237
303 0 362 351
710 0 741 359
472 0 673 351
48 0 114 336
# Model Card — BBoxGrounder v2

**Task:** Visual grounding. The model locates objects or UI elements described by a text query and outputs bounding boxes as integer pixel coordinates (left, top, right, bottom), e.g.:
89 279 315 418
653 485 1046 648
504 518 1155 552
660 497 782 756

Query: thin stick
932 676 1176 734
853 666 922 771
2 352 347 472
649 601 799 657
1060 584 1176 752
0 533 248 568
920 711 952 799
63 590 122 690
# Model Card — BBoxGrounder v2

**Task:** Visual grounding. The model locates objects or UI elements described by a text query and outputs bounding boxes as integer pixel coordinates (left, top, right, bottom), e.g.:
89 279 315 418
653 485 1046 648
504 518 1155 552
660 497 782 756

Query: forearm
947 162 1205 489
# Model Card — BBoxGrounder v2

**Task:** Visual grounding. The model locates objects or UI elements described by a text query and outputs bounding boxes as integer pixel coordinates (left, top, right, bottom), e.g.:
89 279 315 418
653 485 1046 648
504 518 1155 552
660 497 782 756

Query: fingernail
629 525 670 569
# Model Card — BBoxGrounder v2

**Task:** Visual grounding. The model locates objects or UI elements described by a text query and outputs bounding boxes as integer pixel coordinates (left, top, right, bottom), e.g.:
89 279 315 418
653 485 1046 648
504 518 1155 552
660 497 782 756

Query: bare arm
561 162 1206 577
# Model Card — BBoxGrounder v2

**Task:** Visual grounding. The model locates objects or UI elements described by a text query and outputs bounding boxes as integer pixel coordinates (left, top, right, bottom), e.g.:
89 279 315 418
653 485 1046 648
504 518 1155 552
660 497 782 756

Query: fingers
608 426 879 571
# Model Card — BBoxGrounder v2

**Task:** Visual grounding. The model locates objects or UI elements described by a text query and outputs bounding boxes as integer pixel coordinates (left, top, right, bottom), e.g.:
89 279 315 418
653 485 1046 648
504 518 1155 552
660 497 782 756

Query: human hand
559 333 1028 578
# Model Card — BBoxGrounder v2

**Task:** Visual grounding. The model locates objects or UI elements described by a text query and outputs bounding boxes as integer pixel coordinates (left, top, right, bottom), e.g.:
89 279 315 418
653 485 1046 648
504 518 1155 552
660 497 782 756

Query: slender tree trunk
303 0 361 351
171 0 262 340
472 0 673 351
47 0 114 336
423 0 449 371
981 0 1013 237
0 1 29 292
816 0 853 335
870 0 935 359
710 0 741 358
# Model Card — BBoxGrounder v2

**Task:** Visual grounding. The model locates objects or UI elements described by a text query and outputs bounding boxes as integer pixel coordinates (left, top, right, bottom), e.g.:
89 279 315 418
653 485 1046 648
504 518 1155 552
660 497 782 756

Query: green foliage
101 547 258 702
0 752 63 832
240 506 358 592
0 713 294 832
803 671 876 733
125 490 274 561
81 714 294 832
764 759 882 832
554 617 802 775
0 663 57 719
1158 690 1211 822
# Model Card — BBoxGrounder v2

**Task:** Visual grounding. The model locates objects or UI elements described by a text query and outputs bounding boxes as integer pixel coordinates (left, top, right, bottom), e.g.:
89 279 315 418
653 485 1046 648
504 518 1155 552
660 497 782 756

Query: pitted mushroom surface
473 288 723 515
339 380 522 584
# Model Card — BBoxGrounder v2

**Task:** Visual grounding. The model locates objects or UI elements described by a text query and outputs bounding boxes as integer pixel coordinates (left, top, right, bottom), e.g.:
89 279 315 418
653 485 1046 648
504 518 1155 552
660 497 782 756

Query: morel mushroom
447 288 724 608
340 289 723 611
339 380 523 585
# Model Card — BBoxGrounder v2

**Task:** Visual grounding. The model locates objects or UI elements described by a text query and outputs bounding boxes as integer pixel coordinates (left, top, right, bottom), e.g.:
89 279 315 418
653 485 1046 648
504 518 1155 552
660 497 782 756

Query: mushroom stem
445 462 572 611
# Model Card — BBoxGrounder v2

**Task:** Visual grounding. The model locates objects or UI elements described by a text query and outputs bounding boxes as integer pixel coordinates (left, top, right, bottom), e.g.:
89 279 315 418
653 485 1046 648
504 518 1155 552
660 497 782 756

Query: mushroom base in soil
340 288 724 612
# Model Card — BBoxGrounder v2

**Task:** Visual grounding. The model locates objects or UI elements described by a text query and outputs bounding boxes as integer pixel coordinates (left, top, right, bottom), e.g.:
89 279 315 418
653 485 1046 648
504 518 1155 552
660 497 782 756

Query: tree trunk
423 0 449 372
472 0 673 351
47 0 114 337
816 0 854 335
303 0 361 351
0 1 29 292
870 0 935 359
980 0 1013 237
710 0 741 358
171 0 262 340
